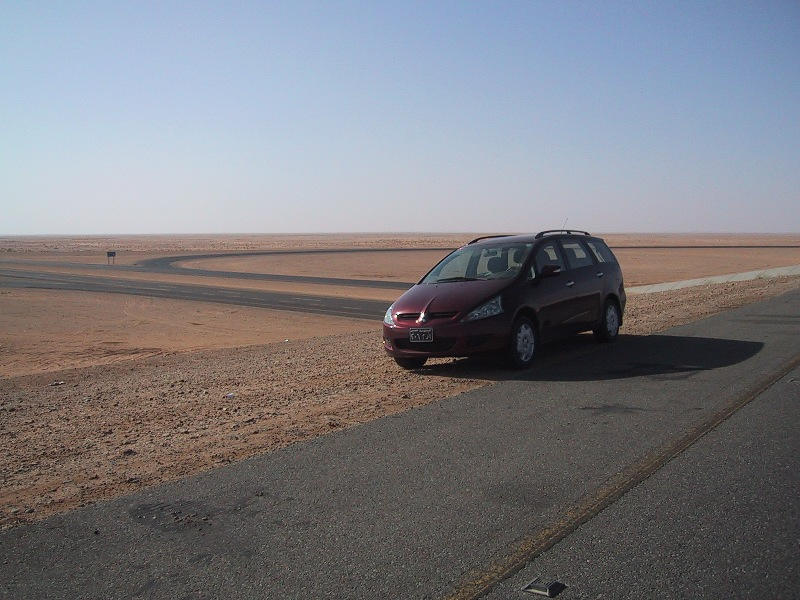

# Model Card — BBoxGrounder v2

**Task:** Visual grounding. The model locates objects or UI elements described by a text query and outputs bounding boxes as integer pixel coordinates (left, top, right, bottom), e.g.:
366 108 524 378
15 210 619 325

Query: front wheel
507 316 538 369
594 299 621 342
394 356 427 369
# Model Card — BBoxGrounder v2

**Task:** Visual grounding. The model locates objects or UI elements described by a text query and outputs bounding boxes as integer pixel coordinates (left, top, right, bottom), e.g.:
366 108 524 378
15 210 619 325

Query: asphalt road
135 248 445 289
2 289 798 599
2 244 799 293
485 362 800 600
0 247 446 290
0 268 389 320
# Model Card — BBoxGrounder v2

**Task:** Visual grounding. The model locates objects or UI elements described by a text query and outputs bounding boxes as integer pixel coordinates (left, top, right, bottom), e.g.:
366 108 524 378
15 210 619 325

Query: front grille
397 313 420 321
427 311 457 320
396 311 457 322
394 338 456 352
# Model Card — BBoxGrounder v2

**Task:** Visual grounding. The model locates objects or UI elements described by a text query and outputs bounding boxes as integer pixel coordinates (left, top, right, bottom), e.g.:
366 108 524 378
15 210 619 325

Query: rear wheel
594 299 620 342
394 356 427 369
507 316 538 369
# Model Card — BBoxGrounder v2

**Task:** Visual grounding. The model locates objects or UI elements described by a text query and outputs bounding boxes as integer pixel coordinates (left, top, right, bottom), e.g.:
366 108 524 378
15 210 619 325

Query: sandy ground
2 276 799 529
614 247 800 285
0 233 474 256
0 290 372 377
177 247 800 286
3 233 800 256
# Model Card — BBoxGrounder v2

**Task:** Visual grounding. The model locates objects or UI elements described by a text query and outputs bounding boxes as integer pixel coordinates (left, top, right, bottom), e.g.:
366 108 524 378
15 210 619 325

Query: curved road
0 268 389 320
0 247 457 291
134 248 449 289
0 248 450 319
3 244 799 291
1 244 799 319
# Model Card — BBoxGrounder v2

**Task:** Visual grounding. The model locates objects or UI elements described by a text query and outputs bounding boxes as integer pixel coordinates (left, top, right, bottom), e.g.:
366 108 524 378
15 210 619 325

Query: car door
558 237 603 330
528 241 575 340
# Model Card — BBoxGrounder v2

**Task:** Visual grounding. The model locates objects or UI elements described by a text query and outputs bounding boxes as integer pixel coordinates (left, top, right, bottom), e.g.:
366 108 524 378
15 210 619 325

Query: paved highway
2 244 798 293
0 247 449 290
1 288 798 599
0 268 389 320
486 361 800 599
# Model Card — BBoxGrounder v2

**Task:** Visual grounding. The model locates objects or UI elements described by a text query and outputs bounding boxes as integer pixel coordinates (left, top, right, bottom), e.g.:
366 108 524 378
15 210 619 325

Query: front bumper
382 315 512 358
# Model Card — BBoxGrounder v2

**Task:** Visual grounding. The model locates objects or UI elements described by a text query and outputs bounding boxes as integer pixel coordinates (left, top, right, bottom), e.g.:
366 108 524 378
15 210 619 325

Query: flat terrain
176 246 800 285
4 232 800 255
5 233 800 288
0 289 371 376
0 233 473 257
2 288 798 599
0 264 405 300
1 233 800 530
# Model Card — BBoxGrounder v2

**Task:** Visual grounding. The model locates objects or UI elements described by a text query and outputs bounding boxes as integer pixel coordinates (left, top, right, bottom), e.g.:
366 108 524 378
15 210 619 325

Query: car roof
467 232 601 247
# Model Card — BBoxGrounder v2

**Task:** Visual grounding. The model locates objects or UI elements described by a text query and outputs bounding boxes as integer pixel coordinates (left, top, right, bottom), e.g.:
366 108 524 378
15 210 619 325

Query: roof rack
534 229 590 239
467 234 513 244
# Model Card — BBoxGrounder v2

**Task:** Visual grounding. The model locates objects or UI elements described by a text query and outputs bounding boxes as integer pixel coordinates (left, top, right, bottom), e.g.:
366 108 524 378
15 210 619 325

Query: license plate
409 328 433 343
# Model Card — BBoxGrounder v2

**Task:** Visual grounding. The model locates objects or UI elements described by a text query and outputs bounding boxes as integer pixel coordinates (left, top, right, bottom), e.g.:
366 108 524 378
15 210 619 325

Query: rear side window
586 240 618 264
560 240 594 269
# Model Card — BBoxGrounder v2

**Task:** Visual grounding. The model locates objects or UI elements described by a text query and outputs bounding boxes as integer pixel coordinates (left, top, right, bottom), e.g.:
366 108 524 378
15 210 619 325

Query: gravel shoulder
0 290 372 377
1 276 799 529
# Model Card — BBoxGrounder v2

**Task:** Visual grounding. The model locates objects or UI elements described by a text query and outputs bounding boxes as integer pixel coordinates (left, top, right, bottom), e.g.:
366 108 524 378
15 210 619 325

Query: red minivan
382 231 626 369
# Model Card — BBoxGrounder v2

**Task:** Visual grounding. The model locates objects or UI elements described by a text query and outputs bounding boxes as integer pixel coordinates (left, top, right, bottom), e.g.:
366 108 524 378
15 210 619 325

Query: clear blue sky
2 1 798 234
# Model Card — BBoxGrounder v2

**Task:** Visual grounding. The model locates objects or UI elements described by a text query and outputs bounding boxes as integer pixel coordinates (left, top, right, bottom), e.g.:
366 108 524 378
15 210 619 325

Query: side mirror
539 264 562 278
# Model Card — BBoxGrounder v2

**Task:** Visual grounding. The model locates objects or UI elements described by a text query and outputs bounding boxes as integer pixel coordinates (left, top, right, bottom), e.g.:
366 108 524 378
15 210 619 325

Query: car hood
391 279 511 317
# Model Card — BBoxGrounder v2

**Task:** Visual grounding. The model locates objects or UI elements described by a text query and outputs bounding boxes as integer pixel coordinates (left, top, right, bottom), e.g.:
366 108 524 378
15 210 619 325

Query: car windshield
421 242 533 283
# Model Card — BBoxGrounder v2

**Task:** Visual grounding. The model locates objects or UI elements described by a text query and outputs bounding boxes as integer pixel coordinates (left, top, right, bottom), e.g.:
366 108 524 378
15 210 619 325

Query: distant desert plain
1 232 799 528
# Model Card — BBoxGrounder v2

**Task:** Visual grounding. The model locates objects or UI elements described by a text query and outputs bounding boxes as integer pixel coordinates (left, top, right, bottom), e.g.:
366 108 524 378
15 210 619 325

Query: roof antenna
561 217 569 231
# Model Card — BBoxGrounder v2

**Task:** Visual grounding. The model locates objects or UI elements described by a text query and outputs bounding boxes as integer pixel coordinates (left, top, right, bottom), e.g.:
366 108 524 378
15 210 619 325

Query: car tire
594 299 621 343
394 356 427 369
507 316 538 369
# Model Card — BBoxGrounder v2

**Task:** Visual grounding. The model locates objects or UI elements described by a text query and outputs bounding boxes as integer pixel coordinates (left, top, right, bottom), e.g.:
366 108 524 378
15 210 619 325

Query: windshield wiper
432 276 479 283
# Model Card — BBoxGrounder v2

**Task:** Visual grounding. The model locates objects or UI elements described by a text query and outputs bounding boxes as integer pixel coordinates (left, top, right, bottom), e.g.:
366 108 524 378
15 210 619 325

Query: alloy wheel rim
516 323 535 362
606 304 620 336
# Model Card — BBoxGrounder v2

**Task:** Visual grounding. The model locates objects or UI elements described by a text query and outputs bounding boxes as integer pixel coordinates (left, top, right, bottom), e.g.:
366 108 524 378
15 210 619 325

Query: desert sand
0 289 372 377
3 232 800 256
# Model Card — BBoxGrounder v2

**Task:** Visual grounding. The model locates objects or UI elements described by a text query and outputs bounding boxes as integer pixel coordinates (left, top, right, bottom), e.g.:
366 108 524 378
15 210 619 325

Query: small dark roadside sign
107 251 116 265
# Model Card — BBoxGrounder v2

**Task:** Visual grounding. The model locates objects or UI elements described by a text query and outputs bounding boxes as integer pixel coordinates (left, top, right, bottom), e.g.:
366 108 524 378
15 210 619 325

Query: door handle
596 272 604 278
565 280 575 287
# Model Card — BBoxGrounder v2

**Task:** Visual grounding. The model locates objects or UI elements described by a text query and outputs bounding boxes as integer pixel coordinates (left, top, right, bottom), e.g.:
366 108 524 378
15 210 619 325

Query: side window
560 240 594 269
586 240 618 264
532 243 565 277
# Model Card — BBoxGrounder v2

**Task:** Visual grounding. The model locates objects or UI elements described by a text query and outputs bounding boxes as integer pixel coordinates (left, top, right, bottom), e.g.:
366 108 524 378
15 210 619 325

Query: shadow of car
411 333 764 383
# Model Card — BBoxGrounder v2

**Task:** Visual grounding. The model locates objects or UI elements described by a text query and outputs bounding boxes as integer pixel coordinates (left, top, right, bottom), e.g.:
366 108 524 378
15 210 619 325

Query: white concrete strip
628 264 800 295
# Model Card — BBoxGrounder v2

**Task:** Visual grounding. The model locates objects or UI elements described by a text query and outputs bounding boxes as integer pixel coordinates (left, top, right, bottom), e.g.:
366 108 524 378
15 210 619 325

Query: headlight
463 295 503 322
383 305 394 325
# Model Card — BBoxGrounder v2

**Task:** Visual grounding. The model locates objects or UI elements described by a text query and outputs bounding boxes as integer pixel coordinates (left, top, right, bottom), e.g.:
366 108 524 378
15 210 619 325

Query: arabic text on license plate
409 328 433 343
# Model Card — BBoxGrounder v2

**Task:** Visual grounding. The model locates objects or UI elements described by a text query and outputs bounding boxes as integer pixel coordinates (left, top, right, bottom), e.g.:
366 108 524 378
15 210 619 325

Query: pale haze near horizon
2 2 799 235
